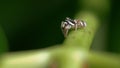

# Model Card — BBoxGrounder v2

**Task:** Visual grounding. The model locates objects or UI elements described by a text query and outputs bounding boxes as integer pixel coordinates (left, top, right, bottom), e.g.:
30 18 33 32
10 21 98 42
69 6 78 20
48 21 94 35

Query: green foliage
1 0 120 68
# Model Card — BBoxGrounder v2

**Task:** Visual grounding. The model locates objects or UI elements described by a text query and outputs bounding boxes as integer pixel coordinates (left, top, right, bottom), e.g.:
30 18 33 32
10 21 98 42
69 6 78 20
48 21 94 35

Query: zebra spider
61 17 87 37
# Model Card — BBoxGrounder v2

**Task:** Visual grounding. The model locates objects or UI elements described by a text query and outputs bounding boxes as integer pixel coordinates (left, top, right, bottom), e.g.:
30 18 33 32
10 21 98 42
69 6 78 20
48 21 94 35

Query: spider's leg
61 27 69 38
74 20 78 30
64 29 69 37
62 25 71 37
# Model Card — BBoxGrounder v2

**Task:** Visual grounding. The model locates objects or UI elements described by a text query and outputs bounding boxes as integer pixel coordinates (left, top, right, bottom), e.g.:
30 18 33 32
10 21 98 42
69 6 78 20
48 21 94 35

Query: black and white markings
61 17 87 37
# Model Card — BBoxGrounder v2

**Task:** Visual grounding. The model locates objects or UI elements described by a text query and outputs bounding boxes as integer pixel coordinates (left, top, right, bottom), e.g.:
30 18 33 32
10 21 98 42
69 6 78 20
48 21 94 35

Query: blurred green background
0 0 120 54
0 0 78 52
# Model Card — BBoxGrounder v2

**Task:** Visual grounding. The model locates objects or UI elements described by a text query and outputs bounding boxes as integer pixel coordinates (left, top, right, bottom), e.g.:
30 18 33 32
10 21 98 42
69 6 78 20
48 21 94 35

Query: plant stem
88 51 120 68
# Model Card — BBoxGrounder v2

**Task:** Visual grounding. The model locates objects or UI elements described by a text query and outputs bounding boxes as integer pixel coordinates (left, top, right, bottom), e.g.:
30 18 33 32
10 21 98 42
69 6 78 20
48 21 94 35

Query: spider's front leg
61 21 71 37
74 20 78 31
61 28 69 38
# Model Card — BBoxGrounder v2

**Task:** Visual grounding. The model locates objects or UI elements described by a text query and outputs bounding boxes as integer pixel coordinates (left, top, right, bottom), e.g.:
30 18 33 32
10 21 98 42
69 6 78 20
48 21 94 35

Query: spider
61 17 87 37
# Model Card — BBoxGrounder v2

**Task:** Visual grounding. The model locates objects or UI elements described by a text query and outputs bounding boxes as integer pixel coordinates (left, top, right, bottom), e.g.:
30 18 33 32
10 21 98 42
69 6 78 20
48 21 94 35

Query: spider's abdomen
77 20 87 28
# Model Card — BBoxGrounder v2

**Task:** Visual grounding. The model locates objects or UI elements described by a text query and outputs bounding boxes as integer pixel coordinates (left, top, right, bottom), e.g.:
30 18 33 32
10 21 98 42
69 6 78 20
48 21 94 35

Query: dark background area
0 0 78 51
0 0 120 53
108 0 120 53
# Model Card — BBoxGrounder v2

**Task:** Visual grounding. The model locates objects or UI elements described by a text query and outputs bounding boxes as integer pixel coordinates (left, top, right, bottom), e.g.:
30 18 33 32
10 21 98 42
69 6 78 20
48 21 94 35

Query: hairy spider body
61 17 87 37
